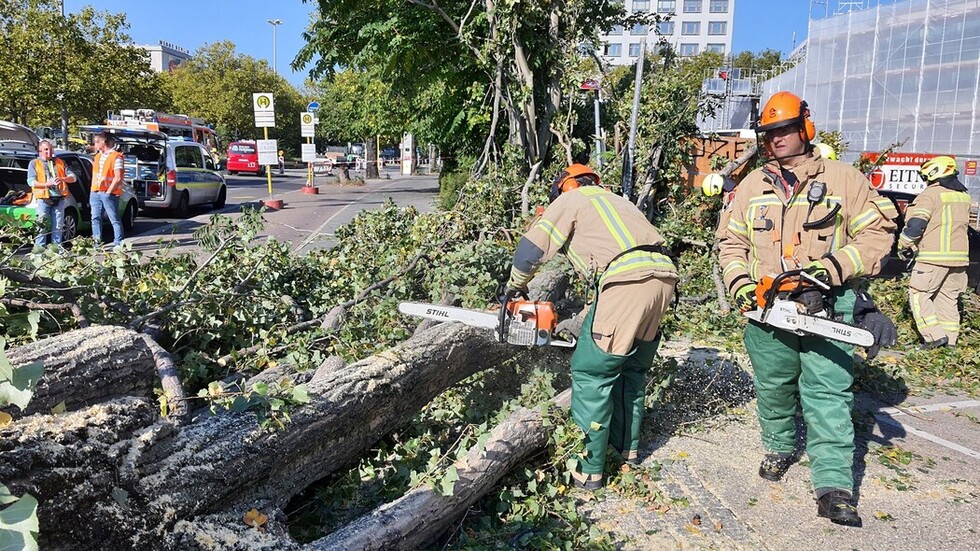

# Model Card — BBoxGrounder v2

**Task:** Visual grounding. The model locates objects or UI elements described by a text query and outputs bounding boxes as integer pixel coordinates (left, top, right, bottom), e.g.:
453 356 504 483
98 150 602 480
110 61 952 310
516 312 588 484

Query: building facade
138 41 192 73
601 0 736 64
761 0 980 197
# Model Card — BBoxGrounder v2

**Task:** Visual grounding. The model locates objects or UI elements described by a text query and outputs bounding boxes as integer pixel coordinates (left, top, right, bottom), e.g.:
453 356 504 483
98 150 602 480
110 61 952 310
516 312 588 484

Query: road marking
293 180 404 253
874 412 980 460
880 400 980 417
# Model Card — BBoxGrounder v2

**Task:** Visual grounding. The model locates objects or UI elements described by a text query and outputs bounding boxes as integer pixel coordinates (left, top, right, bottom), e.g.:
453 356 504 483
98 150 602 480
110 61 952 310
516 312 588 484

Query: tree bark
0 322 553 549
310 390 572 550
364 135 379 179
3 325 158 418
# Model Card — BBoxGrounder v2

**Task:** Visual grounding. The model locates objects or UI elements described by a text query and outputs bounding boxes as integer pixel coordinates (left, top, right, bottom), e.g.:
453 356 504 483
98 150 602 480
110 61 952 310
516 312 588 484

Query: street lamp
267 19 283 75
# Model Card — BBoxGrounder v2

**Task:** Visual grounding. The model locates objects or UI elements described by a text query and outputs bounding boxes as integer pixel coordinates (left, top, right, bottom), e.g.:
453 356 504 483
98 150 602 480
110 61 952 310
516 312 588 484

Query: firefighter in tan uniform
898 156 972 348
506 164 679 490
718 91 898 526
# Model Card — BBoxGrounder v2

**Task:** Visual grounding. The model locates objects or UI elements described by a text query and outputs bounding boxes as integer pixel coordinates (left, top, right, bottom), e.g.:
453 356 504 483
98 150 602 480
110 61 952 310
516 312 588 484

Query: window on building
679 43 699 56
609 25 624 36
657 0 676 12
631 24 649 35
706 43 726 54
633 0 651 10
656 21 675 35
709 0 729 13
683 0 702 13
707 21 727 35
681 21 700 35
629 42 643 57
605 43 623 57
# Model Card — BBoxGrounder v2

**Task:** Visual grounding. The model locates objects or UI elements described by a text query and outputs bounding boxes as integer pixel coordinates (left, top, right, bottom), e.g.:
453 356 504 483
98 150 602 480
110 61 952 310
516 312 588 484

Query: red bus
226 141 260 175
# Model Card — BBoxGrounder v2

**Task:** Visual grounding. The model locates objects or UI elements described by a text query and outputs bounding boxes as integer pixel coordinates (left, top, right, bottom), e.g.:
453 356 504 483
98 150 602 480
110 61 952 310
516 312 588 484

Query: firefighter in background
718 91 898 526
506 164 679 490
898 156 972 349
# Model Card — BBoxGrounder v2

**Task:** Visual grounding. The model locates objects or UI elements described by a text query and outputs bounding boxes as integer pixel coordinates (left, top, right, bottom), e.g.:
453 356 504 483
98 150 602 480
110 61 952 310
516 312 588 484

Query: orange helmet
756 91 816 142
550 163 600 202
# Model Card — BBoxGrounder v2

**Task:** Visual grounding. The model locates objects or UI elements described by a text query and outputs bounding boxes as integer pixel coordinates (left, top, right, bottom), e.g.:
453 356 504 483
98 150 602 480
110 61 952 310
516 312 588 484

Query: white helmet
702 173 724 197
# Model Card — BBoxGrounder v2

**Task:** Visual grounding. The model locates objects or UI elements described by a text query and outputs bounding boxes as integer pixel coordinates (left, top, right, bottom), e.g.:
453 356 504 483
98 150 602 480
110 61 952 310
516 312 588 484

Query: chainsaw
742 269 874 347
398 292 576 348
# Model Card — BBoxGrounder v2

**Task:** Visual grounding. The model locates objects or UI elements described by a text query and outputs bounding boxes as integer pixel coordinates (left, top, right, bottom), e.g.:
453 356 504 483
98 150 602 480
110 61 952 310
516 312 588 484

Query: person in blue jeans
28 140 76 249
90 132 124 247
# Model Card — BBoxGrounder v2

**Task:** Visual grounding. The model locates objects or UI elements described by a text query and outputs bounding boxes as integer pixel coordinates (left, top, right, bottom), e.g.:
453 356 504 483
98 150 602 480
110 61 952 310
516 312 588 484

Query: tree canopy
0 0 168 128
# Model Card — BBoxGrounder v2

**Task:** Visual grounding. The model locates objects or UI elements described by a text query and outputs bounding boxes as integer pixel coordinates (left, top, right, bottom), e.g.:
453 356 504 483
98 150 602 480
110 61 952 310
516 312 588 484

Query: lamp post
59 1 68 148
267 19 283 75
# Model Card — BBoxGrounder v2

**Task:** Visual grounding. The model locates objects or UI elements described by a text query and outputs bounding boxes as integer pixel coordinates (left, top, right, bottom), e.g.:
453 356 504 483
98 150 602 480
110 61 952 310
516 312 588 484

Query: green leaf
0 493 39 551
251 382 270 396
290 384 310 404
589 421 602 432
0 359 43 412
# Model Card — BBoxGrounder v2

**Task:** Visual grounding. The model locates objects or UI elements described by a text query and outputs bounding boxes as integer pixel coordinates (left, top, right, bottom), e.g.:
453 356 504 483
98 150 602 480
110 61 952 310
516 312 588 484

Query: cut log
0 321 557 549
3 325 158 418
311 390 572 550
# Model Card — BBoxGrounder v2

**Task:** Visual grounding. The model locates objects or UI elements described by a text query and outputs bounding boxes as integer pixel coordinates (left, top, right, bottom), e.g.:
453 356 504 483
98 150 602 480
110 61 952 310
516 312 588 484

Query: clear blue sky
65 0 813 86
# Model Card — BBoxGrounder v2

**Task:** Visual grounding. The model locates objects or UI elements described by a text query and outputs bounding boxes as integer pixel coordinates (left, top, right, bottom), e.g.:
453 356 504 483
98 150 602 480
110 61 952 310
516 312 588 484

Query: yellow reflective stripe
838 245 864 276
909 207 932 220
940 192 972 204
536 219 567 248
939 321 960 330
909 292 940 328
602 251 675 281
941 205 951 252
590 197 637 250
565 246 589 274
788 195 841 208
728 218 749 236
578 186 605 196
748 196 782 207
917 251 970 262
723 260 748 277
750 257 761 281
848 207 879 236
872 197 898 215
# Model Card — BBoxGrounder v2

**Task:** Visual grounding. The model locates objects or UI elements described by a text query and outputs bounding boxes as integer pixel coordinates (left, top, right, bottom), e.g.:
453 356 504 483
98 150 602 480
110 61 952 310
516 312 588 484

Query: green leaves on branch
0 484 39 551
197 378 312 431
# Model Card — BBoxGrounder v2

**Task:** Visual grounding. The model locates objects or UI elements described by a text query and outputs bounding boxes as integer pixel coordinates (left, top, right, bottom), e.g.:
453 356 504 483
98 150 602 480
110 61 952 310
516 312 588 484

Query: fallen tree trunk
0 322 555 549
311 390 573 550
3 325 158 418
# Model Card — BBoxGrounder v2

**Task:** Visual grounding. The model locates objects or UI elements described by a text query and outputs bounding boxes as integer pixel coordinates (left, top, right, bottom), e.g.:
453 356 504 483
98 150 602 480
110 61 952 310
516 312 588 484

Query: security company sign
861 152 951 195
253 92 276 128
300 112 316 137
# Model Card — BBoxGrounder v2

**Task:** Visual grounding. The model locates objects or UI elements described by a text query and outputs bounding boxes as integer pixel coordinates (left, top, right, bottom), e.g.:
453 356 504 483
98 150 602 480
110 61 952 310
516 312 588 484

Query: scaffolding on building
759 0 980 198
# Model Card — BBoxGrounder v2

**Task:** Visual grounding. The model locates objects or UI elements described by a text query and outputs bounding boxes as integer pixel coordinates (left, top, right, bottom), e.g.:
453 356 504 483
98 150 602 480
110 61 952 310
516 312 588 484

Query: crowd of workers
505 89 971 528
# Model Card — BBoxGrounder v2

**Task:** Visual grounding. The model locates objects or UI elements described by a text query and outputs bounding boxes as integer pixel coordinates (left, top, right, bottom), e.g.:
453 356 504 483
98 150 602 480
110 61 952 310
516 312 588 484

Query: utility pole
59 0 68 148
622 40 646 198
267 19 282 75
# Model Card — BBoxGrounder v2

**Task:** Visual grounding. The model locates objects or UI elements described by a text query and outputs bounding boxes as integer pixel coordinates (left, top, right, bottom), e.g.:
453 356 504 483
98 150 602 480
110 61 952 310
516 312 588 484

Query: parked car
1 128 139 243
878 189 980 293
226 141 261 175
80 126 227 217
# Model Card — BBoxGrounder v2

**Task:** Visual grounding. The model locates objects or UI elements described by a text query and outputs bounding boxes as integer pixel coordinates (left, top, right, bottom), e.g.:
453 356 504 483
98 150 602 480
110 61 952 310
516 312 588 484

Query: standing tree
162 41 308 156
294 0 625 175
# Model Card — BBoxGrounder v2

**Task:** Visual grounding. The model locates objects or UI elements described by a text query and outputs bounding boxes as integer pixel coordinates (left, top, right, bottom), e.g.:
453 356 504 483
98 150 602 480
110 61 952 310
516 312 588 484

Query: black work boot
571 471 604 490
921 336 949 350
816 490 862 527
758 452 795 481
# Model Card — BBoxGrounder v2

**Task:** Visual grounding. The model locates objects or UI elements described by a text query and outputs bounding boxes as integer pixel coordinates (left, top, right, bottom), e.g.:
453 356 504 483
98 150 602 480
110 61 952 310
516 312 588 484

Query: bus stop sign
307 101 320 112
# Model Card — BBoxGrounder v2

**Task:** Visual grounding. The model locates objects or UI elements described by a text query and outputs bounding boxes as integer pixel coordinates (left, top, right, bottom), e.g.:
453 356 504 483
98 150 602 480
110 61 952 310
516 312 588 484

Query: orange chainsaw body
506 300 558 333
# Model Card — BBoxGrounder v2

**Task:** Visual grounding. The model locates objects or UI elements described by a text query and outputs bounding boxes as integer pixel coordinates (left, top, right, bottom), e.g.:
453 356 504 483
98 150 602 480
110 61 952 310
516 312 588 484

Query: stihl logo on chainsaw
832 326 852 338
425 308 450 318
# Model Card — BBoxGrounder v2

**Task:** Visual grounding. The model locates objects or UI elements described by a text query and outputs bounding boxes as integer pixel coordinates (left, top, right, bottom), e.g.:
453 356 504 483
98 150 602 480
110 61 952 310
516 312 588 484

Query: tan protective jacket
898 183 972 267
509 186 678 289
719 155 898 293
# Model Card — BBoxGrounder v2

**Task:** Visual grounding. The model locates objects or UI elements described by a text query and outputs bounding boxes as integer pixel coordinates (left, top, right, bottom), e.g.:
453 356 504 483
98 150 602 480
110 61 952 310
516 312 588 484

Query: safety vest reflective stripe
917 251 970 263
601 251 675 283
728 218 749 236
871 197 898 217
837 244 865 276
536 219 567 248
723 260 747 277
848 207 880 237
590 196 637 250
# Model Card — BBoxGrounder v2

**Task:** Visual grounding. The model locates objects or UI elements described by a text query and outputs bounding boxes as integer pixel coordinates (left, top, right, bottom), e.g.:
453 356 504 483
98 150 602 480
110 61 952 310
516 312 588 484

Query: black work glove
897 248 915 261
803 260 832 286
853 290 897 359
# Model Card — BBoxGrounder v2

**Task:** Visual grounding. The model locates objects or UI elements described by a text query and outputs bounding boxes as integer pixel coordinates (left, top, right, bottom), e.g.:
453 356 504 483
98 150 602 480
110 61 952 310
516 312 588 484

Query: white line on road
880 400 980 417
293 179 404 253
874 412 980 461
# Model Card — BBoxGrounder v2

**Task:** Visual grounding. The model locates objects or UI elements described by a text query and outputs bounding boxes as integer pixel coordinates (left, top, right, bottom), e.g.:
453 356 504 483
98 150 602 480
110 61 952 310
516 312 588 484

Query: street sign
862 152 949 194
253 92 276 128
301 143 317 163
257 139 278 165
300 112 316 137
579 79 600 91
966 160 978 176
307 101 320 112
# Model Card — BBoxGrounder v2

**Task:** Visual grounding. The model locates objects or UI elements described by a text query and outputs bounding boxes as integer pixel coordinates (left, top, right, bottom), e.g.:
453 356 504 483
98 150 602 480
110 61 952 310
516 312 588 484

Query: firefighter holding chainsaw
505 164 679 490
897 156 972 349
718 91 898 526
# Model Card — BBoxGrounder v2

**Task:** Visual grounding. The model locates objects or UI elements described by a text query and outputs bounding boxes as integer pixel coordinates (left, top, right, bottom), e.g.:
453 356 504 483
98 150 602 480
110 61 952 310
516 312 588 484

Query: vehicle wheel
122 200 137 231
213 186 227 210
176 192 191 218
62 207 79 242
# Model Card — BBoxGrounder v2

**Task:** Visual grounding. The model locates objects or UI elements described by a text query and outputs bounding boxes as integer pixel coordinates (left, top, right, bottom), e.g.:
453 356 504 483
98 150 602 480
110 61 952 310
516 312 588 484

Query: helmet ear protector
549 165 600 203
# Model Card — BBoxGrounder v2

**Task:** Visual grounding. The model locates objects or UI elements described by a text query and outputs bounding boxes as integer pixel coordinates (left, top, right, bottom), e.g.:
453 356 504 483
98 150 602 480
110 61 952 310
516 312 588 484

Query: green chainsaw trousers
570 302 662 475
744 287 857 492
